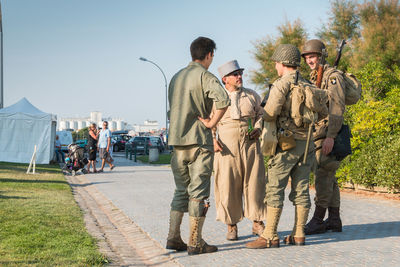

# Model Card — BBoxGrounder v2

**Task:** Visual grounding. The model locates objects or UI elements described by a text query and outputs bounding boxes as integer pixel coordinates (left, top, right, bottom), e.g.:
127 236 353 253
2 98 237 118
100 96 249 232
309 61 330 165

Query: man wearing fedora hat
211 60 266 241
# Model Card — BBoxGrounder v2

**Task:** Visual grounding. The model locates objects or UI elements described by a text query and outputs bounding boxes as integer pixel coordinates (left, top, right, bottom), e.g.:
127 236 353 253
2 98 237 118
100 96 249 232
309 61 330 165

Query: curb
67 173 182 267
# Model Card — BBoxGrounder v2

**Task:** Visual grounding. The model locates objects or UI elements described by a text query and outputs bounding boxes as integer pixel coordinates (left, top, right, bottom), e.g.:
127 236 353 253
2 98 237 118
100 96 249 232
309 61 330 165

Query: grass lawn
0 162 107 266
136 153 172 164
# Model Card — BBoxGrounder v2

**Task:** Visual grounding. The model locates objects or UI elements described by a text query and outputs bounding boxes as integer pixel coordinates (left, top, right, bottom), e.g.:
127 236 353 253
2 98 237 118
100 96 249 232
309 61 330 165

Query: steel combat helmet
271 44 301 67
301 39 327 58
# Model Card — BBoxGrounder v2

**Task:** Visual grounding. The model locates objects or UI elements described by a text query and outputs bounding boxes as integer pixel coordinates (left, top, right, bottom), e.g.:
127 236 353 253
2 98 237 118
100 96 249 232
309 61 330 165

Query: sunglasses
228 70 243 77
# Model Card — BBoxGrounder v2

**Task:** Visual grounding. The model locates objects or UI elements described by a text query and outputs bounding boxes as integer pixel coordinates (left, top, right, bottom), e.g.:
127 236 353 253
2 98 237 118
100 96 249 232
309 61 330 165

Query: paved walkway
74 154 400 267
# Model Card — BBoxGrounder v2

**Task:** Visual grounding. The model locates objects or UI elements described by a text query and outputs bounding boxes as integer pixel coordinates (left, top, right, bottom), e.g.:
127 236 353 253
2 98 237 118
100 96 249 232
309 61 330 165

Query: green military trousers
314 139 341 208
170 145 214 217
265 139 314 208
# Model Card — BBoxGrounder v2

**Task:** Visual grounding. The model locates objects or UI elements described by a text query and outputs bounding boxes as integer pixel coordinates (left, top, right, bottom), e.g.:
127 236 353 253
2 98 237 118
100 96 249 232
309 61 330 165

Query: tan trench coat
213 87 267 224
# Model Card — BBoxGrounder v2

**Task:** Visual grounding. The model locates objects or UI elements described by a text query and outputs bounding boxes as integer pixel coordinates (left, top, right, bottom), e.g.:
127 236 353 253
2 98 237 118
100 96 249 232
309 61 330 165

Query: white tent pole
33 147 36 174
26 145 37 174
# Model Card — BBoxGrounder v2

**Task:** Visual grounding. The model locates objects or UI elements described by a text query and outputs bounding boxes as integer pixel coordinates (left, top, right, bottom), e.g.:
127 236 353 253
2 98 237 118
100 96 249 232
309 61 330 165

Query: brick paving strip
67 173 182 267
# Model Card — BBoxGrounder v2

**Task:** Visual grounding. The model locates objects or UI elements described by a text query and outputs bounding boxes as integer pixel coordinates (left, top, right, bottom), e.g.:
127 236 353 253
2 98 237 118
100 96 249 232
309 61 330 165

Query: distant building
132 120 159 133
58 111 127 131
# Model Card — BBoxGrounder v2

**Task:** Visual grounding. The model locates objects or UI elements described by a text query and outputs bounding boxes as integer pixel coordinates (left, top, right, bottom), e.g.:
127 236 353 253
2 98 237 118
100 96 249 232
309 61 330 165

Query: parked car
74 139 88 153
149 136 165 153
111 135 129 152
126 136 152 155
75 139 88 148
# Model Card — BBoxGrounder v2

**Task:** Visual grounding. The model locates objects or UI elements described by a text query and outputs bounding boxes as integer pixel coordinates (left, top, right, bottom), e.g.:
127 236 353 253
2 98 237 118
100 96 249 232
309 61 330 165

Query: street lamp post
139 57 168 146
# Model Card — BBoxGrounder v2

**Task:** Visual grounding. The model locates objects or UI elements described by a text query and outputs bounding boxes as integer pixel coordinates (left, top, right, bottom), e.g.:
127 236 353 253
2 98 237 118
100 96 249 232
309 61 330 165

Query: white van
56 131 73 152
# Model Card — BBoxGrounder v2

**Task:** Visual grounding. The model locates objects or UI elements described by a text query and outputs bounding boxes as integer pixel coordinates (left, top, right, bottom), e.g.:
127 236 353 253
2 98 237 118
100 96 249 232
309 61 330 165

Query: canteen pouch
278 129 296 151
260 120 278 156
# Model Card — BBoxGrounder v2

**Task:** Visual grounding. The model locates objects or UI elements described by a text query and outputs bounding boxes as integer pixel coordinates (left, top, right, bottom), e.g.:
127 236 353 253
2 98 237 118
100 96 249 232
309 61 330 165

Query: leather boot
284 205 309 246
226 224 238 241
305 205 327 235
252 221 265 236
187 216 218 255
325 207 342 232
166 210 187 251
246 206 282 249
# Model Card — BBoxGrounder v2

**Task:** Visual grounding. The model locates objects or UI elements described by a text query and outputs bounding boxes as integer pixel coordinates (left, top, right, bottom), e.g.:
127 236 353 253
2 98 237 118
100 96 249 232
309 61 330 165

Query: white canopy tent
0 97 57 164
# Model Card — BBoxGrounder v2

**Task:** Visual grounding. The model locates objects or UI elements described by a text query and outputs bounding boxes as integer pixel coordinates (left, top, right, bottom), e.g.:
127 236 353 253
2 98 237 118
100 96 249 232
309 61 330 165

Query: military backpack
324 68 362 105
290 71 329 128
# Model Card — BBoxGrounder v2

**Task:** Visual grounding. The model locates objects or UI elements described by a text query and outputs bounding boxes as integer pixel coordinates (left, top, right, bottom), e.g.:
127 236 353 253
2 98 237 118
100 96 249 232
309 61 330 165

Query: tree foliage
353 0 400 70
317 0 360 71
251 19 308 89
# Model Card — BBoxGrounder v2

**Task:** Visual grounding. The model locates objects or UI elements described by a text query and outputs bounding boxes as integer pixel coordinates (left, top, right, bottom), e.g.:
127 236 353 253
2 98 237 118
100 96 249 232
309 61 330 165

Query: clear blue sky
3 0 331 127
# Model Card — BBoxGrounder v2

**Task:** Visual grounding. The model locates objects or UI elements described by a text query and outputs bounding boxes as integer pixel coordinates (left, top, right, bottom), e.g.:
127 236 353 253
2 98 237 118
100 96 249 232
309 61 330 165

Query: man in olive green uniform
302 39 346 235
212 60 266 241
166 37 230 255
246 44 314 249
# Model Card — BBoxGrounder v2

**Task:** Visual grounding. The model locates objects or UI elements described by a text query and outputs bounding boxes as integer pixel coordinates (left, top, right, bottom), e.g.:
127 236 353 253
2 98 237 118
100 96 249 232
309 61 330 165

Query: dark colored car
149 136 165 153
127 136 151 155
111 135 129 152
75 139 89 153
75 139 88 148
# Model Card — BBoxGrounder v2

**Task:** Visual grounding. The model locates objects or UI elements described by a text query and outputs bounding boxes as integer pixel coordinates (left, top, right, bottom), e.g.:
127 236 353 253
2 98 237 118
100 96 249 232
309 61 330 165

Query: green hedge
337 132 400 191
336 61 400 191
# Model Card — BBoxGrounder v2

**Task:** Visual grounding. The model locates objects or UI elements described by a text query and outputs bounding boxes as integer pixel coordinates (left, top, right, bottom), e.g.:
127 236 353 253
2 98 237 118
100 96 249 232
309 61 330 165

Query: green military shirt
168 61 230 146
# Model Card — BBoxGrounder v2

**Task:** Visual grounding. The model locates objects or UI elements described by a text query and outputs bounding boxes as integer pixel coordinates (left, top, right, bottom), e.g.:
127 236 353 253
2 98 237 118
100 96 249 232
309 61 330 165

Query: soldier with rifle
301 39 347 235
246 44 315 249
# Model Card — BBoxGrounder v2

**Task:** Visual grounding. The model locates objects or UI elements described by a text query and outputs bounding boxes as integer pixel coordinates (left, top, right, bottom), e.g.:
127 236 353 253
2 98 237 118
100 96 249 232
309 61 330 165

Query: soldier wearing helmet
302 39 346 235
246 44 314 249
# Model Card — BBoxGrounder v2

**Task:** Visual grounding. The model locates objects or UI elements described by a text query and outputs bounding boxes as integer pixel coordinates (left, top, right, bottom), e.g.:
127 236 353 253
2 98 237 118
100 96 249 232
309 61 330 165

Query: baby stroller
62 143 89 176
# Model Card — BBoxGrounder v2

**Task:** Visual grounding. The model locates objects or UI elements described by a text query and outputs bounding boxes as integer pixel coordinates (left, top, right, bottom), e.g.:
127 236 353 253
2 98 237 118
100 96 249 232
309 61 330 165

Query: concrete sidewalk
75 154 400 267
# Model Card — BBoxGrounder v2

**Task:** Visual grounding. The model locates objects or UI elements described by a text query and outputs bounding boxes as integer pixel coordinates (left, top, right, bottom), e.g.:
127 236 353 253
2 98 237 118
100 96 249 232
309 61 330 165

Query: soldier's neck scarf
227 89 241 119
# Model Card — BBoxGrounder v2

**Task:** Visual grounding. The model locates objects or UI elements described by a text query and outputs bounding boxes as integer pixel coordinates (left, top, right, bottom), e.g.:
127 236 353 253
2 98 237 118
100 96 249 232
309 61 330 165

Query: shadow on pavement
307 221 400 245
69 181 113 187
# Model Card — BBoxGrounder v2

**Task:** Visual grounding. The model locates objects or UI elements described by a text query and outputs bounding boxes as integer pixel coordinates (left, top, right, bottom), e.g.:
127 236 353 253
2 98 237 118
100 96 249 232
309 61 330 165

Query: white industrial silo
59 120 68 130
109 121 117 131
70 120 78 130
77 120 84 130
91 112 102 124
116 120 123 131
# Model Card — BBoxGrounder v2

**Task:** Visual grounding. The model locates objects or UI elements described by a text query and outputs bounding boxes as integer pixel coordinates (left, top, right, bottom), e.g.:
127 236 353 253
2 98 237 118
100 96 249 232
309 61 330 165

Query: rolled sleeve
203 72 230 109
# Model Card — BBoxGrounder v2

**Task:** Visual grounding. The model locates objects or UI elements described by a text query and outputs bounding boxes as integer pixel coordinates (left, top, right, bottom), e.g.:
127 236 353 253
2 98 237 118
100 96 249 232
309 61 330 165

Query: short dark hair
190 37 216 61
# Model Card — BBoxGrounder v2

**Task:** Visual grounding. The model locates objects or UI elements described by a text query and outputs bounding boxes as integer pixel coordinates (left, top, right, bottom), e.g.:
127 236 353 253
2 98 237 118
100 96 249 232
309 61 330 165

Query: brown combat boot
246 206 282 249
324 207 342 232
284 205 309 246
305 205 327 235
187 216 218 255
226 224 238 241
246 236 280 249
252 221 265 236
166 210 187 251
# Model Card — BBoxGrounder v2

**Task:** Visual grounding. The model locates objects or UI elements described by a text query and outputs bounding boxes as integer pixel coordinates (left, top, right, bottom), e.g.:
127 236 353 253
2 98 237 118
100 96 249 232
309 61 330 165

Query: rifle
261 83 272 108
315 47 327 88
334 39 346 68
